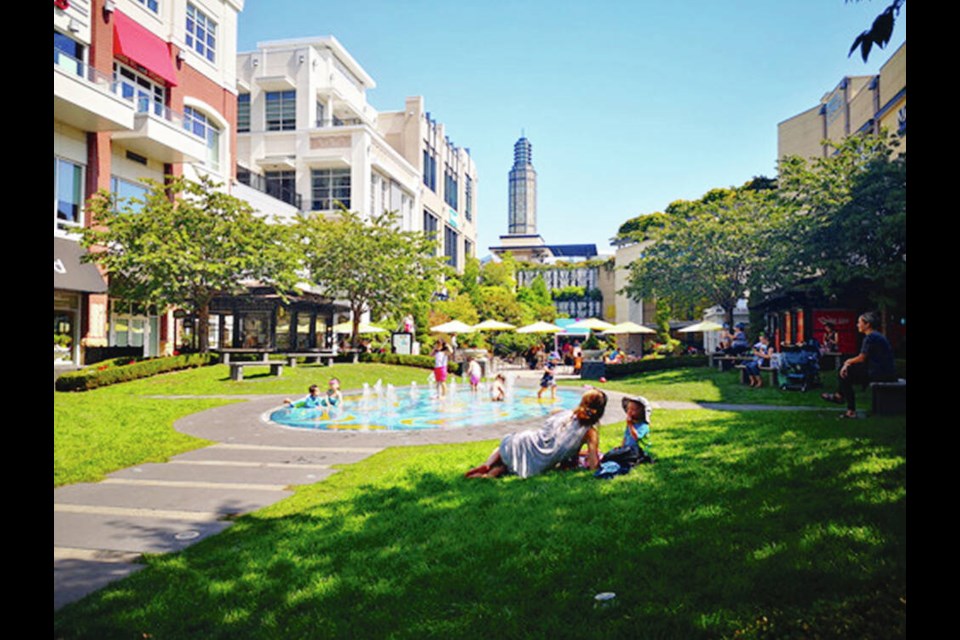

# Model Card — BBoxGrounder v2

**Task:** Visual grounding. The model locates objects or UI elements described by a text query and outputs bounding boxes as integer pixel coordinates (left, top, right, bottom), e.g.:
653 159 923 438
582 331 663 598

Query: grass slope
54 409 906 639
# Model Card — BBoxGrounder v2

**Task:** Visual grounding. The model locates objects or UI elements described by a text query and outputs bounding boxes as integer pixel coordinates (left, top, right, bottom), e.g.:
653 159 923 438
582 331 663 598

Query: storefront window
54 310 75 363
315 318 329 349
241 313 270 348
297 312 312 350
276 307 291 351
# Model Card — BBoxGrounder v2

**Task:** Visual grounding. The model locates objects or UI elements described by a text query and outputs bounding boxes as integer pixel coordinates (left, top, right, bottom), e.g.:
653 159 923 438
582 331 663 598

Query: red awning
112 10 178 86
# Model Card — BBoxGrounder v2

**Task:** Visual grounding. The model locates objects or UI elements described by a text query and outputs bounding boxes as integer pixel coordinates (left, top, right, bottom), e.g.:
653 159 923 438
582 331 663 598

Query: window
265 171 297 207
114 63 166 116
111 176 148 213
183 107 222 172
186 3 217 63
422 148 437 191
311 168 350 210
316 100 325 127
54 31 84 76
266 91 296 131
444 166 458 209
423 210 438 240
136 0 159 13
55 158 84 232
237 93 250 133
444 226 459 268
465 175 473 222
464 239 473 259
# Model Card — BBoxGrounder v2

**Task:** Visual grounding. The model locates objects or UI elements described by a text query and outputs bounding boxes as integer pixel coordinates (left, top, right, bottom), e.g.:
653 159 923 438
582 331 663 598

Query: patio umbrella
678 320 725 333
516 321 563 334
331 321 388 334
472 319 517 331
601 321 657 335
569 318 615 332
429 320 477 334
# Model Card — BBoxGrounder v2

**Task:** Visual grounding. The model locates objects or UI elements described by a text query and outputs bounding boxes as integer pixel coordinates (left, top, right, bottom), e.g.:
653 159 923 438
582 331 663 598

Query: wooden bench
736 364 779 387
229 360 284 381
711 355 752 372
280 352 338 367
871 379 906 415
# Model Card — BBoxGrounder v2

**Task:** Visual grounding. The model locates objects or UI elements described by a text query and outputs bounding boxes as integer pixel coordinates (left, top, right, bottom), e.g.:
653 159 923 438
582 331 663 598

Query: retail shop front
184 286 345 353
54 237 108 366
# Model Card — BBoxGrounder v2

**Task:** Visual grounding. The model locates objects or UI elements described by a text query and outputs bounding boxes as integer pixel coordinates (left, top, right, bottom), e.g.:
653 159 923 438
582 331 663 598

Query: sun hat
621 394 653 422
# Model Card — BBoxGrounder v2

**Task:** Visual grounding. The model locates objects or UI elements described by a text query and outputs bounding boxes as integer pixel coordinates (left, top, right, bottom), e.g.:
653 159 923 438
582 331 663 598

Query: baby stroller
778 340 822 391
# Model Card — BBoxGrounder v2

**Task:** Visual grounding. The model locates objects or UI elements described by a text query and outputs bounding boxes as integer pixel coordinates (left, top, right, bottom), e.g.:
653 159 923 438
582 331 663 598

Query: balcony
53 48 134 132
314 117 364 128
237 169 304 210
111 94 207 164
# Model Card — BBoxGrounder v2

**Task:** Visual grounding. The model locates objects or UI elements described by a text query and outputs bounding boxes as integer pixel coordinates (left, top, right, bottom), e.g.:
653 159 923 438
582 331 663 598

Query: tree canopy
297 210 444 346
81 175 300 352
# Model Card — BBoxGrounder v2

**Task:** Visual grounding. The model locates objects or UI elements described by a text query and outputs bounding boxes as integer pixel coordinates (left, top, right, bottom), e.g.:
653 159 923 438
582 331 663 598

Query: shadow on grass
54 411 906 640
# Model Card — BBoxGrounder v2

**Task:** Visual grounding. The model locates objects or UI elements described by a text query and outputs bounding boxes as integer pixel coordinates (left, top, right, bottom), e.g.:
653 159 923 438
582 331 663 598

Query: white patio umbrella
429 320 477 334
678 320 725 333
570 318 615 332
516 321 563 334
602 321 657 335
472 319 517 331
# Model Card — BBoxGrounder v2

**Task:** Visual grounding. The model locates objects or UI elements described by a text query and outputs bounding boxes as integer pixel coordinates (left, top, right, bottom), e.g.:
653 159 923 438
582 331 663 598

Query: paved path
54 377 827 610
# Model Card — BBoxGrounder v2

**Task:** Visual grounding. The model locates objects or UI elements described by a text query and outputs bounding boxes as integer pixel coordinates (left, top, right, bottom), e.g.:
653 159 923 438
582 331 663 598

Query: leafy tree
480 253 517 289
848 0 904 62
81 176 300 353
769 132 906 312
475 285 527 326
297 210 444 346
624 185 785 325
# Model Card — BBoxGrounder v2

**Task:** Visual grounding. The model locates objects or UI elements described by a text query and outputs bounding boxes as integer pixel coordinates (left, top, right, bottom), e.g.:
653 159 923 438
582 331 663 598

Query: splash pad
268 376 582 431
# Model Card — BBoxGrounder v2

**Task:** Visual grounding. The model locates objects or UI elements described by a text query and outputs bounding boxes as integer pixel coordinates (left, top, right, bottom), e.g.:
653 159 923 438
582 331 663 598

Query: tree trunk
196 302 210 354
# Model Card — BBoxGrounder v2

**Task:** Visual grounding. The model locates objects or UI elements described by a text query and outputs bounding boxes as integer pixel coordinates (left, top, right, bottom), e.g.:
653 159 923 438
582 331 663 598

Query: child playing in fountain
537 362 558 400
491 373 506 402
285 378 342 409
467 358 482 393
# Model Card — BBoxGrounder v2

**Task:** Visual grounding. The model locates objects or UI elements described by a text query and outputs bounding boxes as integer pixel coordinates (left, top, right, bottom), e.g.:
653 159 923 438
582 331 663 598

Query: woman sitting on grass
465 388 607 479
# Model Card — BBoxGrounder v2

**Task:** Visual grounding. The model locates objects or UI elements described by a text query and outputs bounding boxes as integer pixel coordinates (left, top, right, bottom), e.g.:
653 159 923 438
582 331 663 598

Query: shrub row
604 355 709 379
55 353 219 392
356 352 462 373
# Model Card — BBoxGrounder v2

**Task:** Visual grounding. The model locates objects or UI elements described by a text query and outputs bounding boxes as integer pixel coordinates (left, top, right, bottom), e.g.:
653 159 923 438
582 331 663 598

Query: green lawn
54 363 433 487
563 366 842 407
54 403 905 638
90 362 437 396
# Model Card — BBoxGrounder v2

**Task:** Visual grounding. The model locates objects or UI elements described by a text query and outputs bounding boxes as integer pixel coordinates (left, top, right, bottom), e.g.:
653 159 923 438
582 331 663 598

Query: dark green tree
81 176 300 353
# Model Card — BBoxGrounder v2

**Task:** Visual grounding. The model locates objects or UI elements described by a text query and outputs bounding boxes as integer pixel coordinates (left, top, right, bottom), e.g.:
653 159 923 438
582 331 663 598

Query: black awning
54 237 108 293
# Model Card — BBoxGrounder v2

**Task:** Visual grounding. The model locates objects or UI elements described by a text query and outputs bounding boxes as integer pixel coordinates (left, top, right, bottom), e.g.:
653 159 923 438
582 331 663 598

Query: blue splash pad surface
269 386 583 431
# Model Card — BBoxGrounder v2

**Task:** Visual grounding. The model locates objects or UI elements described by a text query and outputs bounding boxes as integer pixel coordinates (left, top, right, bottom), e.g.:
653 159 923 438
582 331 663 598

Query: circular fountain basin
269 385 584 431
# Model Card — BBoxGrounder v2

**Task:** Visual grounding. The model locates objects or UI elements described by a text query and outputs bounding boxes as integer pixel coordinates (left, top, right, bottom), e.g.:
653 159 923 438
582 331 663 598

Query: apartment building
778 42 906 159
235 38 478 271
54 0 244 366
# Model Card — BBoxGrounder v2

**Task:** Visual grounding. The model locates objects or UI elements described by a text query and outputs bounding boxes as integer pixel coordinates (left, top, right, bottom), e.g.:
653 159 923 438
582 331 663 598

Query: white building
235 38 478 271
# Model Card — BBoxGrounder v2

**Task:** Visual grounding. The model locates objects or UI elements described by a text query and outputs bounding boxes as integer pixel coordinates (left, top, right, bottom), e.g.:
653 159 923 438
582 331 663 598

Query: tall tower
508 136 537 234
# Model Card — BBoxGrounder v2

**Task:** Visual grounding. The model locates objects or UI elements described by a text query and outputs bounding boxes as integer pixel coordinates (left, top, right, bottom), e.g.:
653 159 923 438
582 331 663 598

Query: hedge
604 355 708 379
55 353 219 392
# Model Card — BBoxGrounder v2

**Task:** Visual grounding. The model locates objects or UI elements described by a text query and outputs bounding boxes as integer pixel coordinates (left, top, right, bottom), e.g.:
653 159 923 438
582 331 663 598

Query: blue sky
237 0 906 256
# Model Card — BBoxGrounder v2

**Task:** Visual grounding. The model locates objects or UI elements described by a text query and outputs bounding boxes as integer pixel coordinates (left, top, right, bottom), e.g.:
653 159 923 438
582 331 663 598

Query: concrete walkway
54 379 826 610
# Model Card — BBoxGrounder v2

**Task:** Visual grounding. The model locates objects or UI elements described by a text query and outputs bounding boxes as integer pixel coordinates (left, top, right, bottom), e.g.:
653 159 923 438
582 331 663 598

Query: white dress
499 410 589 478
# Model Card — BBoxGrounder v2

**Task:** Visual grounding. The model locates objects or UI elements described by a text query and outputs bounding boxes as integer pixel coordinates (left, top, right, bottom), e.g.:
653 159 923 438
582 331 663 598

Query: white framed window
311 168 350 210
184 107 222 173
136 0 159 13
238 93 250 132
266 91 296 131
186 3 217 64
54 30 85 76
55 157 85 233
114 63 166 116
111 176 148 213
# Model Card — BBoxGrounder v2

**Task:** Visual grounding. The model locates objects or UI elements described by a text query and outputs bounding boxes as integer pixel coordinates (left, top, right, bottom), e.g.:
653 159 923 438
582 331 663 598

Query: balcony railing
53 47 122 99
237 170 304 210
314 117 364 128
